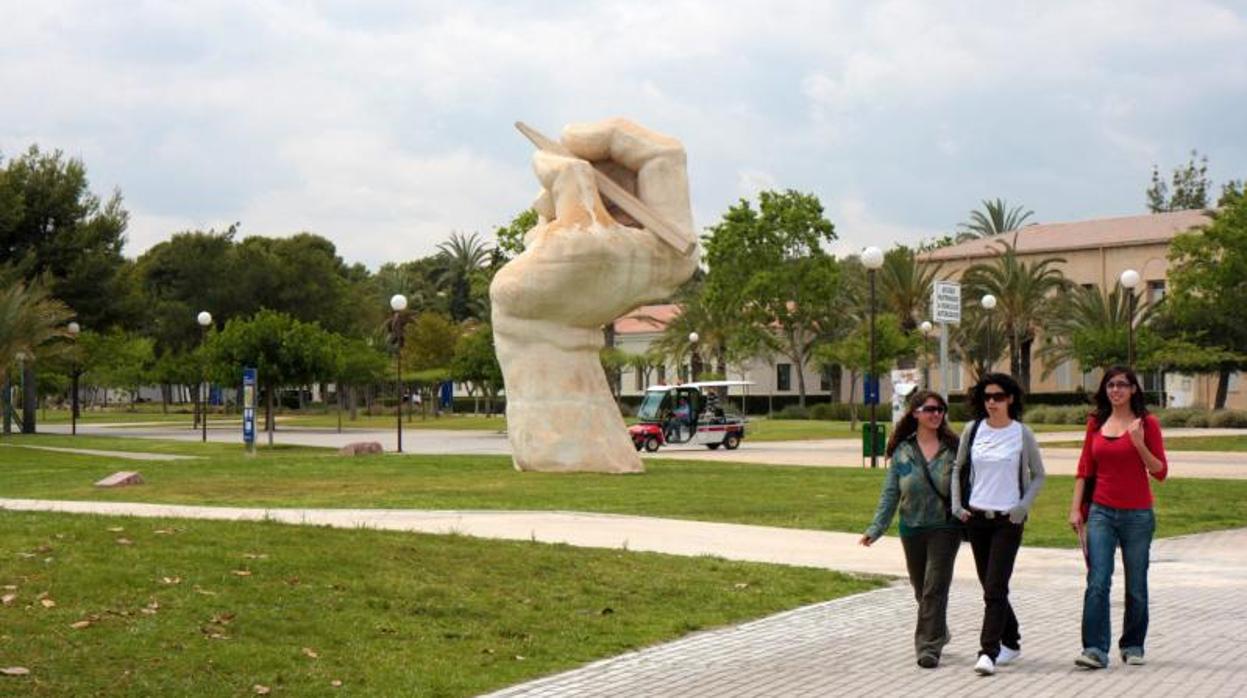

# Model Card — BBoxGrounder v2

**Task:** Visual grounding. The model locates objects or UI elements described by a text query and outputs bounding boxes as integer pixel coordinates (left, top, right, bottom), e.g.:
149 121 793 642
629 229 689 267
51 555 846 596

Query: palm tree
961 241 1068 390
436 231 492 321
956 198 1035 243
1037 283 1153 375
0 272 75 417
880 246 943 369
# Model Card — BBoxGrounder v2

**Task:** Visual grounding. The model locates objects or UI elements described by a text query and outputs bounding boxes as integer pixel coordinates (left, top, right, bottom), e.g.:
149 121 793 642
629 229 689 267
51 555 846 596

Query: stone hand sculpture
490 118 699 472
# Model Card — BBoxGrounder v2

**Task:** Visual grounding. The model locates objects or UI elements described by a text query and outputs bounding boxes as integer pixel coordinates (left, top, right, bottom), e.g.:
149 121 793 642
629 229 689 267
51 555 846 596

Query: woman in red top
1068 366 1167 670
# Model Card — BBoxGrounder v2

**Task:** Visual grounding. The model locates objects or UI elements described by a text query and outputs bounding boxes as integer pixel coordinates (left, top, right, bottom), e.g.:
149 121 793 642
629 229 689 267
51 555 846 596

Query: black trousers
900 528 962 659
966 513 1023 661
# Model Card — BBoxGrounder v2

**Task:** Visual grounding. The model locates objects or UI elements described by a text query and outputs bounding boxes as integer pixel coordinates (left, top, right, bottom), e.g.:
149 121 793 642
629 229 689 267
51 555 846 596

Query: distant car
628 381 750 452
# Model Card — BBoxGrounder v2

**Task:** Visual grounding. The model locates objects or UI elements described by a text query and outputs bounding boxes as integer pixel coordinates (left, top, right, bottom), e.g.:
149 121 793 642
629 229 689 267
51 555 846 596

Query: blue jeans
1081 503 1155 663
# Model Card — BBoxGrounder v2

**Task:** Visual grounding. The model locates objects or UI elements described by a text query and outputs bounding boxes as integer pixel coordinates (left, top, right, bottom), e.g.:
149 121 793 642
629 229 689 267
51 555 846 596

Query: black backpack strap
960 419 982 506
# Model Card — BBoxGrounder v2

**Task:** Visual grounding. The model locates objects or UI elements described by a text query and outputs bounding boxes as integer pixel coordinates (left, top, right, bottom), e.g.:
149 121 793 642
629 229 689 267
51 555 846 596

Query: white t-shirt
968 420 1024 511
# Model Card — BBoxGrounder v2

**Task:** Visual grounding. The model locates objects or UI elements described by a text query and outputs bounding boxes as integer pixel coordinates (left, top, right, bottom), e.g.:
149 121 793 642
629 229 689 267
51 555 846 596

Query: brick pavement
486 529 1247 697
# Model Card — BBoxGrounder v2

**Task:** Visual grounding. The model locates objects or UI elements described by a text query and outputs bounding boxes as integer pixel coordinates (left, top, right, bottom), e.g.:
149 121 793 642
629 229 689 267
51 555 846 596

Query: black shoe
917 653 939 669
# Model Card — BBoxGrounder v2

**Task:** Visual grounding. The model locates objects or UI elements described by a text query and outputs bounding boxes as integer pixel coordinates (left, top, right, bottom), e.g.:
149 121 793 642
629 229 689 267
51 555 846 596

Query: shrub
1185 413 1211 428
773 405 811 420
1157 408 1198 428
1026 406 1054 424
1209 410 1247 428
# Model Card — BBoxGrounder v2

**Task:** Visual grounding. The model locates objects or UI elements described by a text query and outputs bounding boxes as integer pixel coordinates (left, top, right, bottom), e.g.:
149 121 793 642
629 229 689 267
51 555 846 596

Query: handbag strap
916 442 950 507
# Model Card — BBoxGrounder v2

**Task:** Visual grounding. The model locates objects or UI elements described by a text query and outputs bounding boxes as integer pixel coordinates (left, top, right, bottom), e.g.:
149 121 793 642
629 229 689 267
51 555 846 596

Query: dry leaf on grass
253 685 270 695
116 538 133 546
330 679 342 688
107 527 124 533
153 529 174 535
160 576 182 585
1 667 31 676
210 613 236 625
242 553 268 560
192 586 217 596
140 600 160 615
16 553 35 559
39 599 56 609
1 585 15 591
70 620 92 630
301 647 319 659
1 594 16 606
232 570 252 577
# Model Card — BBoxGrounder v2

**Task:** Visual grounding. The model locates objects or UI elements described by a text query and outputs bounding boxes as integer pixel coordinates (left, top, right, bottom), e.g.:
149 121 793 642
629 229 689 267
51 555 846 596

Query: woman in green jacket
861 390 963 668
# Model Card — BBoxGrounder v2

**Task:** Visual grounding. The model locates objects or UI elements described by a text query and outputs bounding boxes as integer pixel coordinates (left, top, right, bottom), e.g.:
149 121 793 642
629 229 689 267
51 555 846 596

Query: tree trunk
1020 336 1034 392
2 377 12 435
349 385 359 421
21 364 37 434
190 384 201 428
848 370 859 430
266 384 275 445
1215 369 1231 410
161 384 171 413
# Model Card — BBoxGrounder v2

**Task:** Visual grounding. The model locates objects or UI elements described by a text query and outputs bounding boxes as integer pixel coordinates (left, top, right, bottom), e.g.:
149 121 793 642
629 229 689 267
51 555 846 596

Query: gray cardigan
949 419 1046 521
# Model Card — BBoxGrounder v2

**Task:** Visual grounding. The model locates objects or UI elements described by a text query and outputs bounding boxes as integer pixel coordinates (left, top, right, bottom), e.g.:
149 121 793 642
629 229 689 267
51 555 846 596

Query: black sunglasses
915 405 946 414
983 392 1010 403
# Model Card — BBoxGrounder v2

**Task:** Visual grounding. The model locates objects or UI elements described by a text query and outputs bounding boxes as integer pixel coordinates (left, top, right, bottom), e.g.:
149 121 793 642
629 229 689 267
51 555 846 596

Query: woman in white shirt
950 373 1046 676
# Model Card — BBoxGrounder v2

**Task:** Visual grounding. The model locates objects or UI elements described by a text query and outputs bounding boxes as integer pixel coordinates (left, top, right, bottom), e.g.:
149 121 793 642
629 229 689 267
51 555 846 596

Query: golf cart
628 381 751 452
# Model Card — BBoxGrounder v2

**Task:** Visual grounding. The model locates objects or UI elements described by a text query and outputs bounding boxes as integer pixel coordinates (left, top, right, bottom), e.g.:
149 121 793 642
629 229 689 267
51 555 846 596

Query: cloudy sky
2 0 1244 267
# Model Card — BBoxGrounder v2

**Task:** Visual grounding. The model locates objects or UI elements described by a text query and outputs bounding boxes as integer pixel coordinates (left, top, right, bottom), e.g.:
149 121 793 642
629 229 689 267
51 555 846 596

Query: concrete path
0 443 200 461
34 423 1247 479
2 497 1243 696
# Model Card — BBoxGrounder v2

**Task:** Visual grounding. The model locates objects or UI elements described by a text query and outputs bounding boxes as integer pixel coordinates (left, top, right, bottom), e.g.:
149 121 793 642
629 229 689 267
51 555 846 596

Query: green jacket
864 436 959 541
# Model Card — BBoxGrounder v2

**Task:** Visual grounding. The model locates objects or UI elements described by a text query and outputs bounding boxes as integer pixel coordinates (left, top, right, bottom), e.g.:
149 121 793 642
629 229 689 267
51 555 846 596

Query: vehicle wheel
723 433 741 450
644 435 661 452
706 443 720 450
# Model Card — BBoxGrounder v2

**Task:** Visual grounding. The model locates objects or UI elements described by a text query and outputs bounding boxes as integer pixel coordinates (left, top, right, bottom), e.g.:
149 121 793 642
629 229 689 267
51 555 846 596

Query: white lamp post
390 294 408 452
1120 269 1140 365
688 331 700 383
980 294 997 372
67 322 80 436
862 246 885 468
197 311 212 442
919 321 934 389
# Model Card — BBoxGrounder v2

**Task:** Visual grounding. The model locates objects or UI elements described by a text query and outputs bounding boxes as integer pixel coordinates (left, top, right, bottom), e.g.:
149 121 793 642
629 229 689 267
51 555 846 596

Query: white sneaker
996 646 1020 666
974 654 996 676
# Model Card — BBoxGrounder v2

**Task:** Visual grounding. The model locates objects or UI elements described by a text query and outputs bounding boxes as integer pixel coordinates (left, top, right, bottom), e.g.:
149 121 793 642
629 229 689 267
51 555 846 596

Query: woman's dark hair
1090 365 1148 427
968 372 1025 421
886 390 960 457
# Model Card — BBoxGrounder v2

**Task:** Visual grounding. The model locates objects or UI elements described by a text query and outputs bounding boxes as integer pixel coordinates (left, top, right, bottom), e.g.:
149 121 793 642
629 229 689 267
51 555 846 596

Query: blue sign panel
864 374 880 405
242 368 257 446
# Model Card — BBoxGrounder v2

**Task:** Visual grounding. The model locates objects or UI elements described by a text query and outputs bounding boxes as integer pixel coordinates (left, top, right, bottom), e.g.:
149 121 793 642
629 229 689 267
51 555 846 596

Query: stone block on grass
95 471 144 488
338 442 384 456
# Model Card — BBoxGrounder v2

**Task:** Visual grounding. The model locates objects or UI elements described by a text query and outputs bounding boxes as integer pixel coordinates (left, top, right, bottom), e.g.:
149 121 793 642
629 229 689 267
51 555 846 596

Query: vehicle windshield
637 391 668 421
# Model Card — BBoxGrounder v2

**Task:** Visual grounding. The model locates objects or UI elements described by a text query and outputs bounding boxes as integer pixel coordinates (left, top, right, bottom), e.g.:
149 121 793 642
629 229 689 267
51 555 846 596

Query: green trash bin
862 422 886 459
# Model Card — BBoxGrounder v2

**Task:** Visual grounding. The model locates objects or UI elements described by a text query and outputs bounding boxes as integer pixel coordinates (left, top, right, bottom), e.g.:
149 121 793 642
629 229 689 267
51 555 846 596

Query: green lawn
0 510 880 696
37 409 204 425
3 434 1243 549
1046 434 1247 452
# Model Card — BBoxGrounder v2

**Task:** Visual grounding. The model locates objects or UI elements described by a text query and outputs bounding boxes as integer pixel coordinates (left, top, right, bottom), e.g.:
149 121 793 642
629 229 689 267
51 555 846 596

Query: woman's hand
1069 508 1083 531
858 534 874 547
1128 418 1146 449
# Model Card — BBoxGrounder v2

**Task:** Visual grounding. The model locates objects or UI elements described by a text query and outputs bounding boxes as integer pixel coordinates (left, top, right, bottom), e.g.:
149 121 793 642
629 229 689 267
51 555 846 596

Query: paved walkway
0 443 200 461
35 424 1247 479
2 498 1244 695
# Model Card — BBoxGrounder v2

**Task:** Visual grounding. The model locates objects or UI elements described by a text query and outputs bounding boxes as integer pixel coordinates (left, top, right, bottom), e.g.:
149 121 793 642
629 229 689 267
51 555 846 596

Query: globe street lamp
919 321 934 389
390 294 409 453
688 331 700 383
197 311 212 443
1120 269 1141 366
67 322 80 436
980 293 997 372
862 245 885 468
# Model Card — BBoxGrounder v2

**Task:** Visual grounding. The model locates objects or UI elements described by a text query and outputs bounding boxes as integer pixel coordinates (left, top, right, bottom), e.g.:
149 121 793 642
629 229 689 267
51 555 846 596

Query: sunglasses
915 405 946 414
983 392 1010 403
1106 381 1133 390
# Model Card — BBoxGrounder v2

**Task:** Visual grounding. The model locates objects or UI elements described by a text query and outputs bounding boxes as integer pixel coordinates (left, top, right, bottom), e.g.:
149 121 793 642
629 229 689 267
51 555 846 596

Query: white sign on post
932 281 962 325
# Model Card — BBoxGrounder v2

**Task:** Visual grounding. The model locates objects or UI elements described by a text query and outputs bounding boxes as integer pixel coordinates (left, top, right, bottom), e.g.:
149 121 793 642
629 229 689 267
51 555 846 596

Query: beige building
920 209 1244 409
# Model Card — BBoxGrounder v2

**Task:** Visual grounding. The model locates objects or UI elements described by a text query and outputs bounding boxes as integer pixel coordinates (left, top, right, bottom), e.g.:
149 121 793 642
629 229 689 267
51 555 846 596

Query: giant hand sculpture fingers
490 119 699 473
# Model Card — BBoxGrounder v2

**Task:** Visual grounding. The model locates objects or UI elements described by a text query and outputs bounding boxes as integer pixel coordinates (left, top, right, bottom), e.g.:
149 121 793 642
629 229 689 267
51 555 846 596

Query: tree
403 311 459 374
436 231 492 321
493 209 538 260
206 310 339 439
0 271 74 433
1037 283 1153 375
815 313 918 428
955 198 1034 242
0 146 133 331
961 241 1068 391
451 324 503 414
704 190 840 407
335 336 389 421
79 329 155 408
1158 194 1247 407
879 245 943 368
1147 150 1211 213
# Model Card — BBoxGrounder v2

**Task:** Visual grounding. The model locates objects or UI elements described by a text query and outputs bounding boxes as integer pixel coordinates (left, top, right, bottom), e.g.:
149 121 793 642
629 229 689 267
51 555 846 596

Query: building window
820 369 831 392
1081 283 1095 291
776 363 792 392
1230 372 1242 394
634 367 644 391
656 365 666 385
1148 280 1165 305
948 362 962 391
